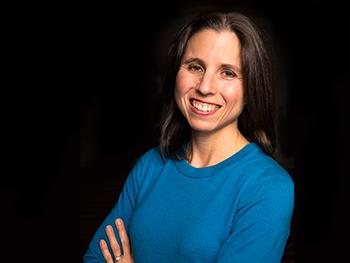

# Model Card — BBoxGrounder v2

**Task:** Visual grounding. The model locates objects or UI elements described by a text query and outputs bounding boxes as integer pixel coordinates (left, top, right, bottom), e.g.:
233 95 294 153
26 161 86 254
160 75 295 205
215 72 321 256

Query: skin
100 219 134 263
100 29 249 261
175 29 249 167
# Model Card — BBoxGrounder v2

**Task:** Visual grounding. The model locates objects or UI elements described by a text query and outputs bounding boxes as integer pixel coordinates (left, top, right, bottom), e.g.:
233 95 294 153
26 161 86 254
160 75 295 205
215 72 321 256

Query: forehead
183 29 241 62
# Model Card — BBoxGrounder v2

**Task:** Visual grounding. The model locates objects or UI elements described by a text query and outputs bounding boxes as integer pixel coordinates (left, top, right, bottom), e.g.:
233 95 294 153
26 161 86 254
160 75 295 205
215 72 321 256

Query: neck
188 126 249 168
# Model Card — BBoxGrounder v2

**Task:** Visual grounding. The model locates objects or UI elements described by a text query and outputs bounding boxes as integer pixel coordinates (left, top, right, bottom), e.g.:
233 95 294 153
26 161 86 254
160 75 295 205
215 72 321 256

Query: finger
105 225 122 259
99 239 114 263
116 218 131 256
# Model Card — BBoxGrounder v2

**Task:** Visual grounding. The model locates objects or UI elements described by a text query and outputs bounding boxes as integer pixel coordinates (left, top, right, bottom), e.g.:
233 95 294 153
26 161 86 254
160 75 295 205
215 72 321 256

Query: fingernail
117 219 122 226
106 225 112 231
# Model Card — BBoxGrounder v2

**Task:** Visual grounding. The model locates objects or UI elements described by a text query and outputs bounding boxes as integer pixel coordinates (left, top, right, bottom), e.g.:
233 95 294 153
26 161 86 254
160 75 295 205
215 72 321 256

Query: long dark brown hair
159 11 276 159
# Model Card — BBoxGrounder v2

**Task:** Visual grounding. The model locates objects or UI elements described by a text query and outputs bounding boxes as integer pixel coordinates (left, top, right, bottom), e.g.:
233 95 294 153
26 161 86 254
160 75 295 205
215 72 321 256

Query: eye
187 63 204 73
221 70 237 79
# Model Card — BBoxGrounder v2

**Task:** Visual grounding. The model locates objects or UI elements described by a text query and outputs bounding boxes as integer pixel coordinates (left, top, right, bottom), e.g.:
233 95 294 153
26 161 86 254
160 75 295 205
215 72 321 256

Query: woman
84 10 294 263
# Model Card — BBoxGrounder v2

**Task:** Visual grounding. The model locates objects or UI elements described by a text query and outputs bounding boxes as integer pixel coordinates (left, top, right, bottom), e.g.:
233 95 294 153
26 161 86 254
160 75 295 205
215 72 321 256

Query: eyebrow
183 57 242 74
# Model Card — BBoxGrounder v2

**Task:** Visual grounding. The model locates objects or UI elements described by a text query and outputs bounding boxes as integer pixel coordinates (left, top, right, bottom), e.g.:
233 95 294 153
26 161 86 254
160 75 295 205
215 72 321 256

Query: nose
195 71 217 96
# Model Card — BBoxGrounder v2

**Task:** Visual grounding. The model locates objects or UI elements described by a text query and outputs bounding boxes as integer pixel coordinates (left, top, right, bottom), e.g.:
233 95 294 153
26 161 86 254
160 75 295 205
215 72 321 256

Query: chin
189 122 219 133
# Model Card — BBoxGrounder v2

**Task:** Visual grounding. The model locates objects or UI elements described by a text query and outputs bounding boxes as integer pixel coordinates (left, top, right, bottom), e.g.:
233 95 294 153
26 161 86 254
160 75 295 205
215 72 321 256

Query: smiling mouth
190 99 221 113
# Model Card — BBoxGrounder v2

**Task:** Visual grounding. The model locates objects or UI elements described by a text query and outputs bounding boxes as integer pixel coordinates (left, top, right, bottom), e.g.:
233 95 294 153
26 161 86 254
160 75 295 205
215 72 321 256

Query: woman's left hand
99 218 134 263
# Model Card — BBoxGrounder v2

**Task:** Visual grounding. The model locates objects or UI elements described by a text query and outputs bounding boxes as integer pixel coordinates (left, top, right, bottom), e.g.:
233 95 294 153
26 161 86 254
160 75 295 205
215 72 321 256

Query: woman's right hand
99 218 134 263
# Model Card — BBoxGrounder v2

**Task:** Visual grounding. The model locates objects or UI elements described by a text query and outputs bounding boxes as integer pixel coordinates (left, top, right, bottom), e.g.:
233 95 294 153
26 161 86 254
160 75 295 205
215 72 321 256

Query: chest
128 165 242 262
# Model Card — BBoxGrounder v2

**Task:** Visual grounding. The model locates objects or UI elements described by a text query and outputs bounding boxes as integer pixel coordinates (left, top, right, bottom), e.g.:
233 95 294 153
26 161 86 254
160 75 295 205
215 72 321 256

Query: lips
189 99 221 114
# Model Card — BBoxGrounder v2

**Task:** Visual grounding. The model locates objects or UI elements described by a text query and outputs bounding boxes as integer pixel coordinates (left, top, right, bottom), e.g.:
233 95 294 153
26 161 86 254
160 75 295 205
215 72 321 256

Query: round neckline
174 143 259 178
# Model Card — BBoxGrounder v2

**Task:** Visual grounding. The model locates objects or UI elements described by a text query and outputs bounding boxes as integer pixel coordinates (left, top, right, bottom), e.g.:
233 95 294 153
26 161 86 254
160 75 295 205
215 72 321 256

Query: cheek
175 70 196 98
174 73 187 109
221 84 245 107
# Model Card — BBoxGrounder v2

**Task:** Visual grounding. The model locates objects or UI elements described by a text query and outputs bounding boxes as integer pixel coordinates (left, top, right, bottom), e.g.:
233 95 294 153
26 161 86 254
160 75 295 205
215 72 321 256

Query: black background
2 0 349 262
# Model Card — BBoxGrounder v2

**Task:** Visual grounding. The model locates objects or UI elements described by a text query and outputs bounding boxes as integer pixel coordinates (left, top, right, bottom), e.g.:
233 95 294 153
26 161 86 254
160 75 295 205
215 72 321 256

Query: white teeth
192 100 218 112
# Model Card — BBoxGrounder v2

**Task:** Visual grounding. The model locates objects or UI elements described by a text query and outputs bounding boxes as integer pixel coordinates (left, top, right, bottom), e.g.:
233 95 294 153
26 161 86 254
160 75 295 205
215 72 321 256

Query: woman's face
175 29 245 134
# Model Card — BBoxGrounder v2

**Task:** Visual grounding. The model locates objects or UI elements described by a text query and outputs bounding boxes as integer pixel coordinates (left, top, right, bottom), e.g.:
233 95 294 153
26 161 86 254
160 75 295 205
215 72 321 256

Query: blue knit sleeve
216 167 294 263
83 149 157 263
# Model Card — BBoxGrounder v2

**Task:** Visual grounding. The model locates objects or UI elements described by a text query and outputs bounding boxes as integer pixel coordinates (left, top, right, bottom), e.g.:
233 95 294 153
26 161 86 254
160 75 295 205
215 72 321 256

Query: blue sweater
84 143 294 263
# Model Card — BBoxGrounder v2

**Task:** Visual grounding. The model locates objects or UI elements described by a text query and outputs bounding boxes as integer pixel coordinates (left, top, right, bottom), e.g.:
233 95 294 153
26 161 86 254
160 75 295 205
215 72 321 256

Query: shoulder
135 147 163 167
243 144 293 184
130 146 164 177
123 147 164 189
240 144 294 204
